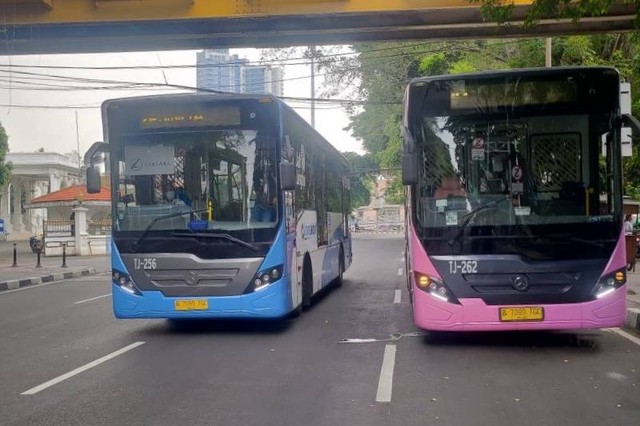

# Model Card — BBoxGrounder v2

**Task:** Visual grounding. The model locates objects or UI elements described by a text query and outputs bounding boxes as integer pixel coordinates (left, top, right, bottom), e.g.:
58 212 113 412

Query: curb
626 307 640 332
0 268 97 293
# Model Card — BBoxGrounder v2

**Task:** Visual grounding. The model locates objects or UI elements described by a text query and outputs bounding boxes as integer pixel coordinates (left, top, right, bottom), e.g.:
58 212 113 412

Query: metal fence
43 220 74 238
89 220 111 236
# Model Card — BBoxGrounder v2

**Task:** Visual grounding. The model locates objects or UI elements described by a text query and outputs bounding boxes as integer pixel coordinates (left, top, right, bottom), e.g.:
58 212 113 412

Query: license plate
499 307 544 322
174 299 209 311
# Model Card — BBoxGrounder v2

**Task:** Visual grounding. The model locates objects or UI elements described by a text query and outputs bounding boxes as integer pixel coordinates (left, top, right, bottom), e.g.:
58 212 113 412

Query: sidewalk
625 270 640 332
0 240 109 292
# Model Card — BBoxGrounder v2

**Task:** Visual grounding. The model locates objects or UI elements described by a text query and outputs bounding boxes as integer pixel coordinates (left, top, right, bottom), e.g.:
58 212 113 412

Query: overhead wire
0 40 523 109
0 39 523 71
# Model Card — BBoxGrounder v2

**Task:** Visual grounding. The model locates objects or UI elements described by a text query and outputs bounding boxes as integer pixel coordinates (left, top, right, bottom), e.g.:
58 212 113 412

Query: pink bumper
412 285 627 331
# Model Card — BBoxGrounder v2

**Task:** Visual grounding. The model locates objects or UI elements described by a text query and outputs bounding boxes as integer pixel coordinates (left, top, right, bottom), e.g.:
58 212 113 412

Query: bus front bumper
112 278 292 319
412 285 627 331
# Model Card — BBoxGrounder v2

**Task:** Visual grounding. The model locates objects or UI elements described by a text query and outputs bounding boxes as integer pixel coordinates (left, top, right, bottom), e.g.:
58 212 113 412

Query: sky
0 48 364 157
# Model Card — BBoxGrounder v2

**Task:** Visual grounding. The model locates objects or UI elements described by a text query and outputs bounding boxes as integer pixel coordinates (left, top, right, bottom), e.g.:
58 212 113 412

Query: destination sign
139 105 241 129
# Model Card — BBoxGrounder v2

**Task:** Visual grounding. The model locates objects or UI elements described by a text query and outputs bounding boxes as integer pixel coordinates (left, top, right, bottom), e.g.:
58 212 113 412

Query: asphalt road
1 236 639 426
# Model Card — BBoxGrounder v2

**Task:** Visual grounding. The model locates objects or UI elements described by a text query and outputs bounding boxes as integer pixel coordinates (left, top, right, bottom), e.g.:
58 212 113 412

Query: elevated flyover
0 0 637 54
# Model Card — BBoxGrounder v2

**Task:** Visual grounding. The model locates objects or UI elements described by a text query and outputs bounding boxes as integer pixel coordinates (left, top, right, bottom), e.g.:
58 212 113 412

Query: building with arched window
0 151 82 240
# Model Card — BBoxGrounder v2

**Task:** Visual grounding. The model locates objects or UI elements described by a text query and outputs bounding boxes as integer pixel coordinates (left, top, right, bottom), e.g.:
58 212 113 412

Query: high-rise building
269 67 284 97
196 49 246 93
241 66 284 96
196 49 283 96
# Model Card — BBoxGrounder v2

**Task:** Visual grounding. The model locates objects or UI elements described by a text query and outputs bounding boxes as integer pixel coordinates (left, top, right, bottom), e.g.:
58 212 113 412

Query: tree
0 122 11 190
320 36 640 199
342 151 377 208
471 0 640 29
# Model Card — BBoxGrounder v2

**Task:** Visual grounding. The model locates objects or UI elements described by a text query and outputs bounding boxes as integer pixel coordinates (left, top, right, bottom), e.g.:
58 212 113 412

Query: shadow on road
163 318 294 334
422 330 603 351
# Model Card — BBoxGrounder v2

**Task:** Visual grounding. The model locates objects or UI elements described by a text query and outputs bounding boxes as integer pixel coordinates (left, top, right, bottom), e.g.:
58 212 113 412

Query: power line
0 40 528 107
0 40 523 95
0 39 522 72
0 41 435 70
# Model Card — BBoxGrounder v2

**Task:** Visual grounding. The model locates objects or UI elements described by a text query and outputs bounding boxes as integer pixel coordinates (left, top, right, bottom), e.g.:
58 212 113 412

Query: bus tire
334 246 344 288
302 256 313 310
288 303 302 319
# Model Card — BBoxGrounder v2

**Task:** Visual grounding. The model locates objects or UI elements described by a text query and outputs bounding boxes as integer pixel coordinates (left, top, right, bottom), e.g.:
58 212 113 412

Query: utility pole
309 46 316 128
75 110 82 178
545 38 552 67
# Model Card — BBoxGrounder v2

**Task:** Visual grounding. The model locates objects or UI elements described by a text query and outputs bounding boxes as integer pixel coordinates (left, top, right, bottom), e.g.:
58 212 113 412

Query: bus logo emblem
185 270 200 286
512 275 529 292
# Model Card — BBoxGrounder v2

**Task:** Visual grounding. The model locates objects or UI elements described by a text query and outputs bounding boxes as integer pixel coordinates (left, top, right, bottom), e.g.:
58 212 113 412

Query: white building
0 151 82 240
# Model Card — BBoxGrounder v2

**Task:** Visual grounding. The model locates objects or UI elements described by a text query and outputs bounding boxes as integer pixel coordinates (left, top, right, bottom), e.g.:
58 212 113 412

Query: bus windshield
113 129 279 234
408 70 622 260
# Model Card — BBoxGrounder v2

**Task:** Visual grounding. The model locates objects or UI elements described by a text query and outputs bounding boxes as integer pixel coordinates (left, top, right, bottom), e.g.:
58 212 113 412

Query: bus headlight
253 265 283 291
593 268 626 299
112 269 141 295
414 272 459 304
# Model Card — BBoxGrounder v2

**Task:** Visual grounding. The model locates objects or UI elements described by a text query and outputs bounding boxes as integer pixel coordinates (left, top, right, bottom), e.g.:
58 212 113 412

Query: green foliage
449 60 478 75
333 36 640 202
0 122 11 189
385 173 406 205
266 32 640 204
470 0 625 29
342 151 376 208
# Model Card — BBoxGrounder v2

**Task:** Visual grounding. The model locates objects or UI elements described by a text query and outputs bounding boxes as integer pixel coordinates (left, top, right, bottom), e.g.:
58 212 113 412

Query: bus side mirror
86 166 101 194
402 153 417 185
280 161 296 191
84 141 109 166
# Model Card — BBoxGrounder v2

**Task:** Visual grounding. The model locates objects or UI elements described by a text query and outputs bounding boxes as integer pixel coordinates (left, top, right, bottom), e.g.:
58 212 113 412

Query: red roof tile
30 185 111 204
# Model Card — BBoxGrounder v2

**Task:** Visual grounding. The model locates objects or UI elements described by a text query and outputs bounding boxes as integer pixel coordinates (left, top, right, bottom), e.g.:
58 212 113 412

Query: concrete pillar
12 179 23 232
0 185 7 222
25 180 35 234
73 206 90 256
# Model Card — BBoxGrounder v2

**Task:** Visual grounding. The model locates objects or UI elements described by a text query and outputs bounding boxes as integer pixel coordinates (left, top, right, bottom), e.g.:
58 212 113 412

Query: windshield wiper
448 197 510 247
172 232 260 252
134 208 207 249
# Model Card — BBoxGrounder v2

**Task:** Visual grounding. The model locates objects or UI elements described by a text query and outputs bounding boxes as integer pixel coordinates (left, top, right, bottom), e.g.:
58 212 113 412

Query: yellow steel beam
0 0 635 54
0 0 533 23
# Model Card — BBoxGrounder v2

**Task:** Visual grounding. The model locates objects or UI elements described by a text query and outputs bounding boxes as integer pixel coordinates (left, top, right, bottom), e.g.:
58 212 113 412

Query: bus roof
101 92 350 168
102 92 280 109
407 66 620 86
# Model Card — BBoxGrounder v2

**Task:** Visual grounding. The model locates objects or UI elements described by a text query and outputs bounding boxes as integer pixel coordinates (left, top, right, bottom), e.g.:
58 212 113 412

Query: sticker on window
515 206 531 216
446 211 458 226
436 199 448 212
471 137 485 160
125 144 174 176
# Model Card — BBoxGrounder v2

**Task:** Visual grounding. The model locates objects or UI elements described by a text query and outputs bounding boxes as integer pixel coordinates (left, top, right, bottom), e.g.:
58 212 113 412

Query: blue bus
85 93 352 319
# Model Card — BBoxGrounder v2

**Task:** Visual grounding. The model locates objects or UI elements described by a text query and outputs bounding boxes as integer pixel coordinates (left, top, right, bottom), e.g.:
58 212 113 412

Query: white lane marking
397 267 403 276
21 342 145 395
0 281 69 295
610 328 640 347
73 294 112 305
376 344 397 403
394 289 402 304
339 332 426 344
340 338 379 343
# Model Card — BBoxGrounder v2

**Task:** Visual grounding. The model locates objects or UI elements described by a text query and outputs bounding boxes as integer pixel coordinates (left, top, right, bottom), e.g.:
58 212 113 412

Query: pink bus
401 67 639 331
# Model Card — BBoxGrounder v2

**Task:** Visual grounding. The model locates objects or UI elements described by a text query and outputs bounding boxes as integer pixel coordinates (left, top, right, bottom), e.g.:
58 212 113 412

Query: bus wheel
288 302 302 319
334 247 344 288
302 257 313 310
